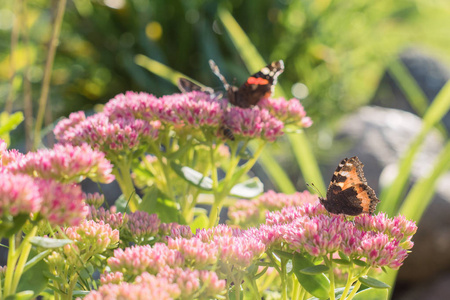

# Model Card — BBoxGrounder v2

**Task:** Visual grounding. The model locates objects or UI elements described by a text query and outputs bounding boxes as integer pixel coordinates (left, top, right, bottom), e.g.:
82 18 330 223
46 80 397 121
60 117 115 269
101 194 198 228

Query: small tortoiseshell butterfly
208 59 284 108
319 156 380 216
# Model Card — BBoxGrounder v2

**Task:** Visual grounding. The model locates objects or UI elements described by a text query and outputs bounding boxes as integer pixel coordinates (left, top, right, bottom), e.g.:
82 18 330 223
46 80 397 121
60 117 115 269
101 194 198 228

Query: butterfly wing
177 78 215 94
321 156 380 215
234 60 285 108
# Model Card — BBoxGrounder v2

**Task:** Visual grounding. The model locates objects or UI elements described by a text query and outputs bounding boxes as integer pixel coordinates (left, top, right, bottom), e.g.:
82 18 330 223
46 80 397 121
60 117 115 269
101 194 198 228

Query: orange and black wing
234 60 285 108
320 156 380 216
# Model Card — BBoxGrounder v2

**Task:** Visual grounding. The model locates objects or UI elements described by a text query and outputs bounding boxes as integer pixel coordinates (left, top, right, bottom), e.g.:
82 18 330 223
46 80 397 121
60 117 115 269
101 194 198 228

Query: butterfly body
319 156 380 216
209 59 284 108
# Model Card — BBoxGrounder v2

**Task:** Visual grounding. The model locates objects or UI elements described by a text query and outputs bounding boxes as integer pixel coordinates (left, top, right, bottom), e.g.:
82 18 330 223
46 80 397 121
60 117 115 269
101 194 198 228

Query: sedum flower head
82 272 181 300
0 172 41 218
55 113 161 161
125 211 161 244
229 190 319 227
157 267 225 299
264 202 416 269
100 271 124 285
7 143 114 184
167 237 218 269
84 192 105 208
87 205 125 230
223 106 284 142
108 244 184 276
38 179 88 226
259 97 313 127
63 220 120 257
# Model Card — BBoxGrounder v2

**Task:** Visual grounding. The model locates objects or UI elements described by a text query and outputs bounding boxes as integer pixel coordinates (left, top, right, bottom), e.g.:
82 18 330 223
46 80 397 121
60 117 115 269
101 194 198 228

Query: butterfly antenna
209 60 231 90
306 182 324 198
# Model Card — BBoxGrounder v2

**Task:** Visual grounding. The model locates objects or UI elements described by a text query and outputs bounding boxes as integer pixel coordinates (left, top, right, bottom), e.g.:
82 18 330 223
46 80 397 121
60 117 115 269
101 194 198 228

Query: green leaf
308 286 355 300
353 287 389 300
299 265 329 275
0 111 24 135
332 259 351 265
5 291 34 300
292 253 330 299
23 249 52 273
379 80 450 215
170 162 213 191
358 276 390 289
139 186 183 223
17 250 49 298
190 213 209 232
30 237 73 248
338 251 350 261
273 249 294 261
229 177 263 198
352 259 367 267
0 214 30 238
72 290 91 296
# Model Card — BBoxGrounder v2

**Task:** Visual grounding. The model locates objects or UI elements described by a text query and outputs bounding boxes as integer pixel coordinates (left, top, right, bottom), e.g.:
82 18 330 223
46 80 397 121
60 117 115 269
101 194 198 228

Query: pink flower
0 172 41 217
7 144 114 184
87 205 125 230
159 223 193 240
125 211 161 244
167 237 218 269
64 220 119 254
223 106 284 142
84 192 105 208
259 97 313 127
55 113 161 160
82 273 181 300
38 179 88 226
157 267 225 298
53 111 86 141
108 244 184 276
228 190 319 227
0 140 24 167
104 91 226 131
100 271 124 285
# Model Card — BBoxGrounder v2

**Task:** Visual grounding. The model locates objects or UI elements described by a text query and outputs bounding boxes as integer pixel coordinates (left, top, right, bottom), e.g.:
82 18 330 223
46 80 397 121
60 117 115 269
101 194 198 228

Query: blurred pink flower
7 144 114 184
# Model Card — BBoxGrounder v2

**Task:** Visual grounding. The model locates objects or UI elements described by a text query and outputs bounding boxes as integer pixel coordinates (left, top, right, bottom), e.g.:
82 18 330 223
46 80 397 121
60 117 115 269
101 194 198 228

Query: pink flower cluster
38 180 88 226
63 220 120 255
223 106 284 141
0 170 88 227
83 272 181 300
228 190 318 226
0 172 41 217
108 244 184 276
55 91 312 151
259 97 313 127
263 203 417 269
125 211 161 244
6 143 114 184
87 205 125 230
55 112 161 160
87 268 226 300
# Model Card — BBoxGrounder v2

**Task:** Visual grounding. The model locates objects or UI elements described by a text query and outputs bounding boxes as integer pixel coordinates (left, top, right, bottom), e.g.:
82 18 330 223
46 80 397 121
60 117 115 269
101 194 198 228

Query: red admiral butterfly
208 59 284 108
319 156 380 216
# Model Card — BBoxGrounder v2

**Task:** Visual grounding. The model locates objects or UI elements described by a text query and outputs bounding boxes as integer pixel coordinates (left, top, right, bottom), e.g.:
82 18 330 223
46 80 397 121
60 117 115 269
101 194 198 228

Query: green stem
292 279 300 300
340 265 354 300
323 255 336 300
113 159 138 211
3 236 16 296
33 0 67 150
346 267 370 300
10 226 38 293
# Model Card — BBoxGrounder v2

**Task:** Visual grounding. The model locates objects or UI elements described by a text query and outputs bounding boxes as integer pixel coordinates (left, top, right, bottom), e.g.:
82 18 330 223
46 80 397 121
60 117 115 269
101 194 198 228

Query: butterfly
319 156 380 216
208 59 284 108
